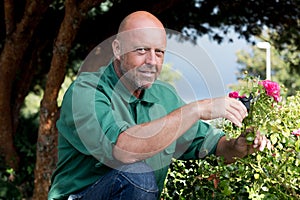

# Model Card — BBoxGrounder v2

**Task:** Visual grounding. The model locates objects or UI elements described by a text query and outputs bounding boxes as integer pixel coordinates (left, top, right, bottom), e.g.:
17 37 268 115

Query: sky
164 32 252 102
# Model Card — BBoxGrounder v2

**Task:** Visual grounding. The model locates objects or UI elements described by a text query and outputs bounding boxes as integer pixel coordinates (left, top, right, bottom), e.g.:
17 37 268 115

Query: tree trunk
32 0 105 198
0 46 19 169
0 0 53 170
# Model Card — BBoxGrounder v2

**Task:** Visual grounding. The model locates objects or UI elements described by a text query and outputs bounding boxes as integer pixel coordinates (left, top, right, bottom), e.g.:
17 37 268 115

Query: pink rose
292 129 300 137
229 91 239 99
259 80 281 102
229 91 246 99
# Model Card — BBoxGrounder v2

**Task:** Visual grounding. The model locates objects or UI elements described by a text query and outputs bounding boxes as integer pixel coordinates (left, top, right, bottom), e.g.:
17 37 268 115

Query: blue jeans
68 162 159 200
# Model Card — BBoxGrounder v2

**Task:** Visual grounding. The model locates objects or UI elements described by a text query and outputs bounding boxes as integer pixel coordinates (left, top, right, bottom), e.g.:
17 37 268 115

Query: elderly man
48 11 269 200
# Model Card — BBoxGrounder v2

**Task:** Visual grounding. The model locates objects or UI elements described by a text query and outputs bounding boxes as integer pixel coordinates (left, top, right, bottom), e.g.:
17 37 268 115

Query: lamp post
257 42 271 80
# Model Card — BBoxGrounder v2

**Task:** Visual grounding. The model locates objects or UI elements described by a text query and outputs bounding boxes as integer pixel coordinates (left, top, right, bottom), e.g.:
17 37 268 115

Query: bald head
114 11 167 55
118 11 165 33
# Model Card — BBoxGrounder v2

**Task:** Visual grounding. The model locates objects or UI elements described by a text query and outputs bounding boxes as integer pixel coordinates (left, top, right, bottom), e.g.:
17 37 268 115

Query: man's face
115 28 166 90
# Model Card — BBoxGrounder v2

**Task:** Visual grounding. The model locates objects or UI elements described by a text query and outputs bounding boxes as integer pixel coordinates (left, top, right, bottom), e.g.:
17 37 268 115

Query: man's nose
145 50 157 65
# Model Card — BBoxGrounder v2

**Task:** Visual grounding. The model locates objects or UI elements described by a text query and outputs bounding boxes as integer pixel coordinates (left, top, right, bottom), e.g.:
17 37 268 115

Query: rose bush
162 74 300 199
226 76 281 143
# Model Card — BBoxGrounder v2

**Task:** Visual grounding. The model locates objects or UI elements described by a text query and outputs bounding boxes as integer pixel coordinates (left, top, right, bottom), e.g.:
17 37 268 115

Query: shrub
162 75 300 199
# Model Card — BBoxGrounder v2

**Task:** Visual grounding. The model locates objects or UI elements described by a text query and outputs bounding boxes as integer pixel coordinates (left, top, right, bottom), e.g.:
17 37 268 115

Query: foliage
226 73 281 143
0 113 38 199
158 63 182 86
0 166 21 199
235 34 300 96
162 75 300 199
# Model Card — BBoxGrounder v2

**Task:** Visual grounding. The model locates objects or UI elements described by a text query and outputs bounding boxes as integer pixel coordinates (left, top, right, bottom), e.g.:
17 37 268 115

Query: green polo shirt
48 63 225 200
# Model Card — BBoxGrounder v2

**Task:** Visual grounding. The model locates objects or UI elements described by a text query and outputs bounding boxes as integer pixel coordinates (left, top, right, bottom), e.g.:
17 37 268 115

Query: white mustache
137 65 157 73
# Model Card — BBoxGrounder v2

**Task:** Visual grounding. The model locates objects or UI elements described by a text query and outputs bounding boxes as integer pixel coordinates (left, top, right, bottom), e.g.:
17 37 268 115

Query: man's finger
259 137 267 151
266 140 272 150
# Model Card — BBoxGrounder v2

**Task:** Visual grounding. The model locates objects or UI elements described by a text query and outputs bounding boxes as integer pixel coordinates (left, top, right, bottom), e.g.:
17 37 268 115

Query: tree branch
79 0 106 13
3 0 14 36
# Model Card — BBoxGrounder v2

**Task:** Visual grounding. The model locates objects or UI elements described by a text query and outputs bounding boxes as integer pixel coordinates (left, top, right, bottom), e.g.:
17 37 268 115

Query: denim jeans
68 162 159 200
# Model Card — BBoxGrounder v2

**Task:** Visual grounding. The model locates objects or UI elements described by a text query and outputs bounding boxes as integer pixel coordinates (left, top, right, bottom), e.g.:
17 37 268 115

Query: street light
257 41 271 80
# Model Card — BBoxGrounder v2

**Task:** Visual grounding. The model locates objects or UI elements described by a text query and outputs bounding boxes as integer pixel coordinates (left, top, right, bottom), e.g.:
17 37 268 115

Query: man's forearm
113 101 201 163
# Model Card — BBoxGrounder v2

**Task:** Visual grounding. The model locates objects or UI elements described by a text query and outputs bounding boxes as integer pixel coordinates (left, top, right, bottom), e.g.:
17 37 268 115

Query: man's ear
112 39 121 60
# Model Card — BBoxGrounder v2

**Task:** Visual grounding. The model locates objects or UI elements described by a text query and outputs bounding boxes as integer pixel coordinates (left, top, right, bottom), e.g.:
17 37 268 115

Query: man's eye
135 48 148 54
155 50 165 56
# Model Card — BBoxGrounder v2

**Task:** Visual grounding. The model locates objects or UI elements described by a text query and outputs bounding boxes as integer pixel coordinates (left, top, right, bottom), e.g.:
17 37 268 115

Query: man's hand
235 130 272 156
216 131 272 163
197 96 248 127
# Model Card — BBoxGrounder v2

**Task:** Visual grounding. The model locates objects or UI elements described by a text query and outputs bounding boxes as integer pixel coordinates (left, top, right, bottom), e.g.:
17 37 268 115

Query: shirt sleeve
174 120 225 160
58 72 133 164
